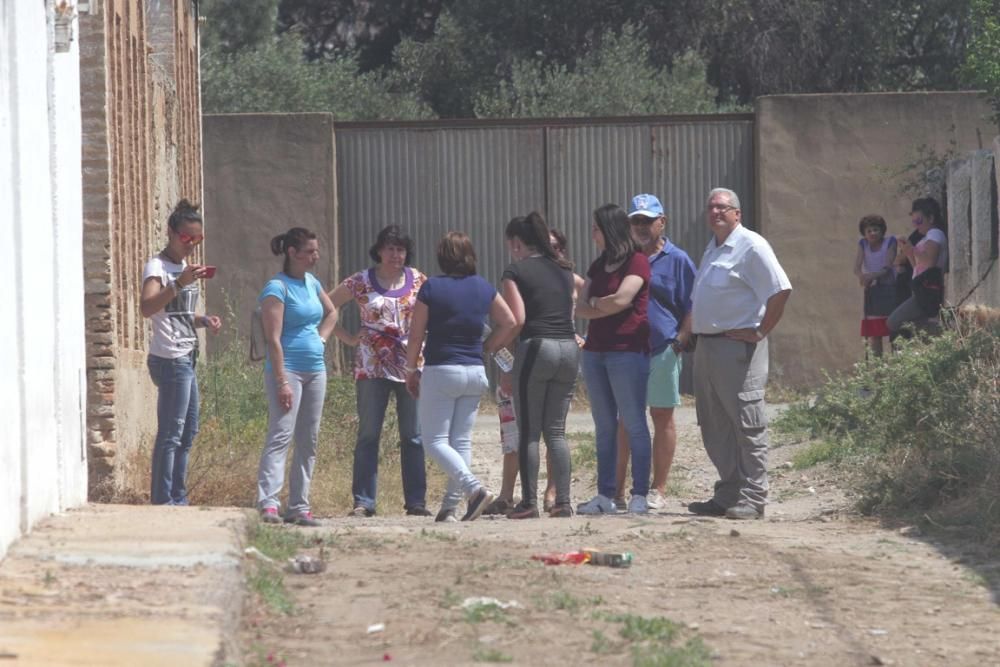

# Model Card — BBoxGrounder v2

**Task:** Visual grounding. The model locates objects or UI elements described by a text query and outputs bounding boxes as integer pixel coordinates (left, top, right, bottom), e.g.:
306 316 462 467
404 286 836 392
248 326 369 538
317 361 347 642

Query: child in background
853 215 897 357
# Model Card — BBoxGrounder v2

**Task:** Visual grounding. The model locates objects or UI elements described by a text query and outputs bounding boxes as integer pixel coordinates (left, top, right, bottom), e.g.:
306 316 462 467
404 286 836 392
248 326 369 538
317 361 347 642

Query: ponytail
270 227 317 273
505 212 572 270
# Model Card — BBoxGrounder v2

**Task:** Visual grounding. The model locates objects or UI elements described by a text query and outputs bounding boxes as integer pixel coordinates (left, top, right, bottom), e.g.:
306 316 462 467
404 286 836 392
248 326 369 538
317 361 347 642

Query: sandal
483 497 515 516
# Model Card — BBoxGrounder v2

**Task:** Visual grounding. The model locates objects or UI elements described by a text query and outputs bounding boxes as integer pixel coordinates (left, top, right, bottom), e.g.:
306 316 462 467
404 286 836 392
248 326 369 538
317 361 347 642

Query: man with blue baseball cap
614 193 696 510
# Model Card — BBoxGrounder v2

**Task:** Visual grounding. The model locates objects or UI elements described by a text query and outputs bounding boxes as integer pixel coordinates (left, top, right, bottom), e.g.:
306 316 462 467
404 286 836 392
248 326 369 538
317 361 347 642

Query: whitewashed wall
0 0 88 558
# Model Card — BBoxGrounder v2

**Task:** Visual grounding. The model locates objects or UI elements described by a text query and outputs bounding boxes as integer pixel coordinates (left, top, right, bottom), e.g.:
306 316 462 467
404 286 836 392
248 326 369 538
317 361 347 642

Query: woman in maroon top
575 203 652 515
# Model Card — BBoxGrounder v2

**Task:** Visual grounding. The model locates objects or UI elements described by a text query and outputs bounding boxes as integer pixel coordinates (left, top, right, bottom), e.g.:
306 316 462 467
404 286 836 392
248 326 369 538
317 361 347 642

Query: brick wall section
79 0 203 499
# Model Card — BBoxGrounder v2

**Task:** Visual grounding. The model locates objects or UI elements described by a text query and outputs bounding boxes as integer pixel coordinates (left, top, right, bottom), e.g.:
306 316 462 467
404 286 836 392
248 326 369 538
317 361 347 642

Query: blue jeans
147 352 199 505
418 365 489 510
352 378 426 512
581 350 651 498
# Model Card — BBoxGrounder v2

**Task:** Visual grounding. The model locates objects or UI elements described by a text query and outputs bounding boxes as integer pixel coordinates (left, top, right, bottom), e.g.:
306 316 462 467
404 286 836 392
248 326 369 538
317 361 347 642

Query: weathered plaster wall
1 0 88 557
201 113 339 366
756 92 997 387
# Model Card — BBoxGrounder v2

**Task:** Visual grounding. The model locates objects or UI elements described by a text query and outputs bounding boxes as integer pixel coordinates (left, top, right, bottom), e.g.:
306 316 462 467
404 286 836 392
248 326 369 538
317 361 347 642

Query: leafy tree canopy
199 0 983 120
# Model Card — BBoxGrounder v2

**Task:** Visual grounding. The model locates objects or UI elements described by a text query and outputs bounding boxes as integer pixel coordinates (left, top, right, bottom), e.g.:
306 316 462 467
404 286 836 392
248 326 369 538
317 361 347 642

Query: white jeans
418 364 489 510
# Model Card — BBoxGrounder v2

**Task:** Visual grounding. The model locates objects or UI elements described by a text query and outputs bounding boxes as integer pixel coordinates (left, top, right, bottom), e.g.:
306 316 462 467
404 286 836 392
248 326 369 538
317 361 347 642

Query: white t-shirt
691 225 792 334
142 254 199 359
913 227 948 277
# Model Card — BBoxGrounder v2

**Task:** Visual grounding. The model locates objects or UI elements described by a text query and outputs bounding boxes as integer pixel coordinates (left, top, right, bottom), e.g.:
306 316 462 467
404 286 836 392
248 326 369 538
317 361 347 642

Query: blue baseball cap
628 194 665 218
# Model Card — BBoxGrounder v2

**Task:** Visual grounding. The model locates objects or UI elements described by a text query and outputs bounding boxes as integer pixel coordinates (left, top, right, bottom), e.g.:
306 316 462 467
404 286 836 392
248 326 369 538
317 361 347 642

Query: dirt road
243 407 1000 666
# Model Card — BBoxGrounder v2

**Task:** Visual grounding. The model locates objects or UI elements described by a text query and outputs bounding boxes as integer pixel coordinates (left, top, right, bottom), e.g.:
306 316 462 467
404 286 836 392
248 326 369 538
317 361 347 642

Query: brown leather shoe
507 503 540 519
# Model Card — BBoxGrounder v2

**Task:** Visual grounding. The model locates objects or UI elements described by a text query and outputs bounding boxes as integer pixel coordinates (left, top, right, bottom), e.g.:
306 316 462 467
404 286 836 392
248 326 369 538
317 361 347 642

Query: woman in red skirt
853 215 897 357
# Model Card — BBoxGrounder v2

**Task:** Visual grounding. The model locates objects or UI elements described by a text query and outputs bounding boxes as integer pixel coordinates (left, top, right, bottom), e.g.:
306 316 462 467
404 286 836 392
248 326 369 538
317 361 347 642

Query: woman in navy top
405 232 516 522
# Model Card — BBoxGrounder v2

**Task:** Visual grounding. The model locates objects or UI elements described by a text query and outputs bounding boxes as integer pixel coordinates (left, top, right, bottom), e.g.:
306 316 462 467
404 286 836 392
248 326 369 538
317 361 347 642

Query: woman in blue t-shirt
404 232 517 522
257 228 339 526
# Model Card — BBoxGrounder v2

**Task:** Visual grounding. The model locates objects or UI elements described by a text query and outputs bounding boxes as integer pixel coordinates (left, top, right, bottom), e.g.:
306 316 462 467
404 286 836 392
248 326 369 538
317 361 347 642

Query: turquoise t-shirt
259 272 325 373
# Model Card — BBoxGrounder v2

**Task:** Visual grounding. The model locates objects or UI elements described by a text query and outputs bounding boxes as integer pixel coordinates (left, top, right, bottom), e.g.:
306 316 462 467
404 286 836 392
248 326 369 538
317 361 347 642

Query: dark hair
168 199 202 231
437 231 477 276
505 212 572 269
270 227 317 273
549 228 569 256
911 197 943 228
858 214 887 237
369 225 414 265
593 203 638 266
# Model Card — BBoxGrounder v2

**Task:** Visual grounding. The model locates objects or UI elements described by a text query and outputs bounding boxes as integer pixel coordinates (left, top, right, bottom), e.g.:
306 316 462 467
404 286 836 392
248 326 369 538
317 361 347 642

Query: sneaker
628 495 649 514
507 503 540 520
725 503 764 520
613 496 628 511
461 488 494 522
483 498 514 516
406 506 432 517
687 499 727 517
349 506 374 518
646 489 667 510
260 507 282 524
435 508 458 523
548 504 573 518
577 494 616 515
285 511 320 527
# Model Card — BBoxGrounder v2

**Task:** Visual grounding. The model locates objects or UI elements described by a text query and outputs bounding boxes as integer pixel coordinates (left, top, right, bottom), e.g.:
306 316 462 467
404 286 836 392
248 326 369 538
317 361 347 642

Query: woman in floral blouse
329 225 430 516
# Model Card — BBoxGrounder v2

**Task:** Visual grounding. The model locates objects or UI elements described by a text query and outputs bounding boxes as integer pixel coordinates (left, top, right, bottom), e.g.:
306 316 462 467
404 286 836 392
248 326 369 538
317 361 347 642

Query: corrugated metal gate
333 114 755 387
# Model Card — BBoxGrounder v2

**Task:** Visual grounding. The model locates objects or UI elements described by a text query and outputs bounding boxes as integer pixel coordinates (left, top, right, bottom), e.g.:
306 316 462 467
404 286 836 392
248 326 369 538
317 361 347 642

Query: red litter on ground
531 550 633 567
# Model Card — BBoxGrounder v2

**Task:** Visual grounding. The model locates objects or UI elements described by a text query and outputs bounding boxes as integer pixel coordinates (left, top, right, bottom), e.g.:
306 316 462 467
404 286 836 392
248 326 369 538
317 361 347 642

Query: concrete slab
0 504 247 666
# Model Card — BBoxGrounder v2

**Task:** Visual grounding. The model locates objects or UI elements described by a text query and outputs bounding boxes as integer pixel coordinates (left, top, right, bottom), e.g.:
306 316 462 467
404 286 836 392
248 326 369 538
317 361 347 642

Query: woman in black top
501 212 580 518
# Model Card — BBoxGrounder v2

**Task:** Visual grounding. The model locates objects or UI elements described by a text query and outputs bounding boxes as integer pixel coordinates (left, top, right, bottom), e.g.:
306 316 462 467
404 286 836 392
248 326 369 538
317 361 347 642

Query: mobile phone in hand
201 266 217 279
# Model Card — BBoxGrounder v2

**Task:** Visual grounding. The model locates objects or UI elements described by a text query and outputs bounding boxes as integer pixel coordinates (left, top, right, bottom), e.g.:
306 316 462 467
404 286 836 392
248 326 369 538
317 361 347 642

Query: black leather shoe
725 503 763 520
687 499 727 517
406 506 432 517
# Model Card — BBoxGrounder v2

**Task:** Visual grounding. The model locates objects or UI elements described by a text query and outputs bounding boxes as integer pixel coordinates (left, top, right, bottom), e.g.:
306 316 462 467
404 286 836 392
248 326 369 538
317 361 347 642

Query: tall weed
184 337 448 514
776 323 1000 539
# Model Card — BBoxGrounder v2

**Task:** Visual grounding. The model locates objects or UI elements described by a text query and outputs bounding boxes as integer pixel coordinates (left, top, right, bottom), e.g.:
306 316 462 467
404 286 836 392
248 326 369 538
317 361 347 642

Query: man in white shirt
688 188 792 520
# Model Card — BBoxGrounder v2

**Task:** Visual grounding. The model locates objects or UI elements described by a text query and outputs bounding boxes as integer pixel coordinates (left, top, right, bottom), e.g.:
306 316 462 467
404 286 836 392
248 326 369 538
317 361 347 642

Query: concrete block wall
79 0 203 499
1 0 89 558
201 113 340 368
946 144 1000 308
756 92 997 387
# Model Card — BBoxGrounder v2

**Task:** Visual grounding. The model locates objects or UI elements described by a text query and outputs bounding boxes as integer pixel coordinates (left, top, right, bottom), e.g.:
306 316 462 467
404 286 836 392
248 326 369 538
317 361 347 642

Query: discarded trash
583 549 633 568
461 596 520 610
367 623 385 634
530 550 633 567
286 555 326 574
531 551 589 565
898 525 921 537
383 653 392 661
807 486 817 494
244 547 275 563
869 628 889 636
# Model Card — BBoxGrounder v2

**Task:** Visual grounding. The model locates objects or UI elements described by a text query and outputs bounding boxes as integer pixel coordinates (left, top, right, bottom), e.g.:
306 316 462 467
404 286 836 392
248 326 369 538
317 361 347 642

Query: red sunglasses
177 232 204 245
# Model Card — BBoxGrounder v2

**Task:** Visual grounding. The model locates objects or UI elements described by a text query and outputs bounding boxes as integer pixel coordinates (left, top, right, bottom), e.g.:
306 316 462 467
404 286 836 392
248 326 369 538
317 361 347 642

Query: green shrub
775 323 1000 538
